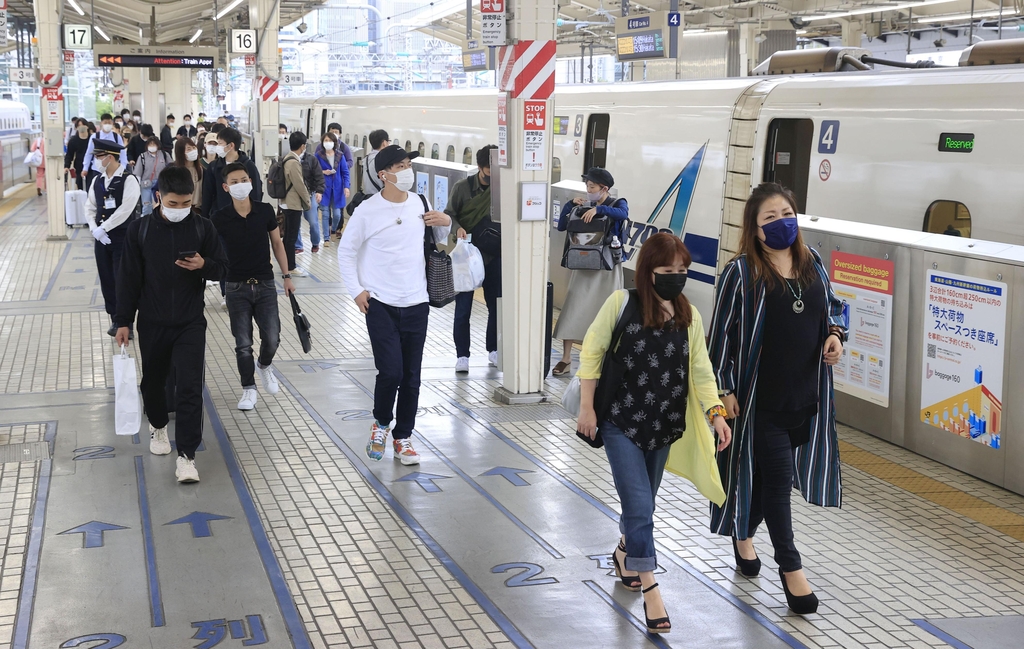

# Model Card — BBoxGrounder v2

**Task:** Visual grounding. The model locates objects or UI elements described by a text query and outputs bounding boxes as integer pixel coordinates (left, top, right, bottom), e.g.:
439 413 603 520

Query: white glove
92 227 111 245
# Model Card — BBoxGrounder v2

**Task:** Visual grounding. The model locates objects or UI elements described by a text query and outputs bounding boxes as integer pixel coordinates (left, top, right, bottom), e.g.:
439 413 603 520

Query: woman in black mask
576 233 731 634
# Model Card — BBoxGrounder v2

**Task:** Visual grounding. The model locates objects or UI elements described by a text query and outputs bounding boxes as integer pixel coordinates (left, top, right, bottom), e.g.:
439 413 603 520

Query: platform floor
3 189 1024 648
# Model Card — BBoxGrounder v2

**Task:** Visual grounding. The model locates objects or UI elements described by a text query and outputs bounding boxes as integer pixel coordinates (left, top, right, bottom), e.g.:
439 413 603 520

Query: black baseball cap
375 144 420 174
582 167 614 188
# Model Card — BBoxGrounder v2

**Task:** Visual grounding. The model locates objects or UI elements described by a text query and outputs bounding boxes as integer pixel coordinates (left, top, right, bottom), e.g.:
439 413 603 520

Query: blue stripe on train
688 269 715 285
683 232 718 268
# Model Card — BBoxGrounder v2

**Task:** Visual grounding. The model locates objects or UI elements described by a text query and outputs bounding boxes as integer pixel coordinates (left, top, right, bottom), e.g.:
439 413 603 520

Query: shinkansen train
273 45 1024 312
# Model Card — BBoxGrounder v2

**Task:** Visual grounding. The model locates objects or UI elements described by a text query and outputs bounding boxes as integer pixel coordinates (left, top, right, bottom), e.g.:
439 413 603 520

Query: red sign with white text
482 0 504 12
523 100 546 131
42 86 64 101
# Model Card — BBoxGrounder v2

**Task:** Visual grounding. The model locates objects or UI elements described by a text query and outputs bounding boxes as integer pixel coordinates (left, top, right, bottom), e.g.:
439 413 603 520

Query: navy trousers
365 299 429 439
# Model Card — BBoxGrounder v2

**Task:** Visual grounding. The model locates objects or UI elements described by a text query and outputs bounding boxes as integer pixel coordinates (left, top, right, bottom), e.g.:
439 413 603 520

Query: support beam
34 0 67 240
250 0 281 171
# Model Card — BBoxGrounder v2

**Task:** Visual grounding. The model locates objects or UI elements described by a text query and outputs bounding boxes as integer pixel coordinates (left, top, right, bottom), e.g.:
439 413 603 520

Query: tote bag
113 345 141 436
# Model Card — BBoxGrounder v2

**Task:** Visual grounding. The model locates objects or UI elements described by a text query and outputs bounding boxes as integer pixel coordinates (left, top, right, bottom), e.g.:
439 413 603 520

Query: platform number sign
818 120 841 154
231 29 257 54
668 12 681 26
64 23 92 51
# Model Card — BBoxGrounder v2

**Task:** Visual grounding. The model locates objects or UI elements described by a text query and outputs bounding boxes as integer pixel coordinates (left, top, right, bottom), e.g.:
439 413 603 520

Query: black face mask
653 272 687 301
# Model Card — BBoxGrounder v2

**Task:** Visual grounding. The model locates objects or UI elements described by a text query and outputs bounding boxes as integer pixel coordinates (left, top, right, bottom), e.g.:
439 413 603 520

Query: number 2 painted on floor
491 562 558 587
60 634 127 648
73 446 115 460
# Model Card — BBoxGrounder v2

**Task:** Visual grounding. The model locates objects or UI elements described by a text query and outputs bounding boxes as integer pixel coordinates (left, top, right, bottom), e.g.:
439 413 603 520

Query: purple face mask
761 217 799 250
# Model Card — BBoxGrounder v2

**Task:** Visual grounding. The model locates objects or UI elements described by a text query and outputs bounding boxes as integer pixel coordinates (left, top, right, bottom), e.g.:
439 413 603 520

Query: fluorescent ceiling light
216 0 245 21
805 0 959 22
67 0 86 16
189 29 203 43
93 25 111 42
914 8 1013 22
685 28 708 33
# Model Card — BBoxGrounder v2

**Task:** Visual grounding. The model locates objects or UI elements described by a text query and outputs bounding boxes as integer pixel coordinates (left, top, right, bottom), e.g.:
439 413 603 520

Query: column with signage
33 0 67 239
248 0 280 170
495 1 557 401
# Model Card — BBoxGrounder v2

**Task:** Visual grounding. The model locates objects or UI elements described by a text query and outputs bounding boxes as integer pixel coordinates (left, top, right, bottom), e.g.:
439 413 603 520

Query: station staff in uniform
85 138 141 337
81 113 128 188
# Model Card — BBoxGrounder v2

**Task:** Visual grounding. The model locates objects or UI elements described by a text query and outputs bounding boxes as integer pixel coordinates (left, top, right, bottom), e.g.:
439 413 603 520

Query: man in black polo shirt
211 162 295 412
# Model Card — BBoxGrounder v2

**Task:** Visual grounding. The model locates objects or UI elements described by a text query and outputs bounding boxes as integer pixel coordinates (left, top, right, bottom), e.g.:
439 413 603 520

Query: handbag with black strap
419 194 457 308
289 293 312 353
471 219 501 258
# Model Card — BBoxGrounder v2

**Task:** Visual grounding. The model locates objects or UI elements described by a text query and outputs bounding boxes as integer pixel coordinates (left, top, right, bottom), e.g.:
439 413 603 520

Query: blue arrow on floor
59 521 129 548
395 472 450 493
165 512 232 538
480 467 535 487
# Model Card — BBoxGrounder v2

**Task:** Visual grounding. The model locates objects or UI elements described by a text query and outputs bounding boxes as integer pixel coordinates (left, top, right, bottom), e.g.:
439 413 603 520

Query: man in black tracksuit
115 166 227 484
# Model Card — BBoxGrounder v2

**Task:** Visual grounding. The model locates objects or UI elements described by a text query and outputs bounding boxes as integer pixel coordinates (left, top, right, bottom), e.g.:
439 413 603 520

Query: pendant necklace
785 278 805 314
387 197 404 224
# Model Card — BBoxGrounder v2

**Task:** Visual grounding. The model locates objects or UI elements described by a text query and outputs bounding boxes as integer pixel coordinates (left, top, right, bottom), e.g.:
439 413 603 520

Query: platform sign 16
818 120 840 154
231 29 257 54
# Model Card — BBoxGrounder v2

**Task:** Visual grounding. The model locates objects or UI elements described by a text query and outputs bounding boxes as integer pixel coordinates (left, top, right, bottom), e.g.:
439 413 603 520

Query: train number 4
818 120 840 154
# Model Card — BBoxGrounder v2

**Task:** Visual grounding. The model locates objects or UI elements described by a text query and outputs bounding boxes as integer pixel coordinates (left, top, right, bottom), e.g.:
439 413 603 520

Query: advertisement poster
830 252 895 407
416 172 429 198
522 100 547 172
920 270 1007 448
433 176 449 213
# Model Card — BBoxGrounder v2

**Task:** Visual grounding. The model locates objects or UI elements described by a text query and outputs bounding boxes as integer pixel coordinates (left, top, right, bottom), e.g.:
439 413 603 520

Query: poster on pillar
481 0 507 48
522 100 547 172
497 95 508 167
63 50 75 76
245 55 256 81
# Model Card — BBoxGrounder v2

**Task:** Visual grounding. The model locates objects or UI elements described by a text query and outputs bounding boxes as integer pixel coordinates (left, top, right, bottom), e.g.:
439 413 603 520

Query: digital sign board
462 49 489 72
94 45 218 69
938 132 974 153
617 30 666 60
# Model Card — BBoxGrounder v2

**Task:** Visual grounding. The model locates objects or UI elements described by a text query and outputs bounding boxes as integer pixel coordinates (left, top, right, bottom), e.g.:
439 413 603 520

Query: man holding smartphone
115 167 227 484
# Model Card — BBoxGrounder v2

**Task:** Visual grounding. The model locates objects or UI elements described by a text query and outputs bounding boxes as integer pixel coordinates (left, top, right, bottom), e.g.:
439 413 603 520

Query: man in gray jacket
296 137 326 253
362 129 390 197
279 132 312 276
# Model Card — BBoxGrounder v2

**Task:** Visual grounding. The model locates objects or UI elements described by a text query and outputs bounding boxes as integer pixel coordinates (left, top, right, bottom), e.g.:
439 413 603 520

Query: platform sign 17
818 120 840 154
64 24 92 50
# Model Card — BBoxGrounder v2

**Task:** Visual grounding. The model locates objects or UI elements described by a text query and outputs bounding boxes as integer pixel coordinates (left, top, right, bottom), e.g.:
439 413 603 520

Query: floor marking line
40 242 73 301
273 372 537 649
0 193 39 227
11 421 57 649
202 386 314 649
582 580 673 649
341 370 566 560
910 619 975 649
134 455 165 627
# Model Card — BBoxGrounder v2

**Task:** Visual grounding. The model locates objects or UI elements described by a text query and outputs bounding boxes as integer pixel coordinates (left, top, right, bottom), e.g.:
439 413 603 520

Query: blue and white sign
627 16 651 30
668 12 681 26
818 120 841 154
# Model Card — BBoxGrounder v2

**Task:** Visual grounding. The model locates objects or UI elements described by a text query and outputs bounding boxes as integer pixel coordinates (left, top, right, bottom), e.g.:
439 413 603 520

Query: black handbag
472 219 501 258
419 194 456 308
289 293 312 353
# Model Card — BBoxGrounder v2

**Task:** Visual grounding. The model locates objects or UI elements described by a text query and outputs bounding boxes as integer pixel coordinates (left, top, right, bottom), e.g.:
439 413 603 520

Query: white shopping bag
450 239 486 293
113 345 141 436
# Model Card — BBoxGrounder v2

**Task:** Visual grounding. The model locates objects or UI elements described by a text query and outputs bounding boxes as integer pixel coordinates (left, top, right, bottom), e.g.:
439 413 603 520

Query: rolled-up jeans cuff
624 555 657 573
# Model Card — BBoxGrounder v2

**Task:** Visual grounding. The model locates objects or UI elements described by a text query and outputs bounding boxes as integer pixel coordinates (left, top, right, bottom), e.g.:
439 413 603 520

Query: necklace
784 278 804 314
384 194 404 224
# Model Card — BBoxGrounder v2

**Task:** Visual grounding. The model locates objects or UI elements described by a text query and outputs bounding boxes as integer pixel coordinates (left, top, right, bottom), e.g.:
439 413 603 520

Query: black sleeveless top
608 306 690 451
92 171 139 231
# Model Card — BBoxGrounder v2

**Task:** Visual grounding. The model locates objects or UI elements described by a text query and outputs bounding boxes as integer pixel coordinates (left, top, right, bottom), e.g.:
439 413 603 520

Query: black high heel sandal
779 568 819 615
642 583 671 634
733 537 761 577
611 542 641 592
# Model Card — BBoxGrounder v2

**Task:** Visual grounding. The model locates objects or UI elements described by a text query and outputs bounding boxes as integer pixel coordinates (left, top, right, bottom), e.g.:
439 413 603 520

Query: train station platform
2 189 1024 649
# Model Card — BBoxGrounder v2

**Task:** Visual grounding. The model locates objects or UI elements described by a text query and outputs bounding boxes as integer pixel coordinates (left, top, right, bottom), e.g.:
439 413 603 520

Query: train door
583 114 610 172
762 118 813 213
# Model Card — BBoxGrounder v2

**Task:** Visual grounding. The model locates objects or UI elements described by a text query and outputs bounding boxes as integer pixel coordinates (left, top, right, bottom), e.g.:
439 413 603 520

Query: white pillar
34 0 67 240
250 0 280 171
495 0 558 402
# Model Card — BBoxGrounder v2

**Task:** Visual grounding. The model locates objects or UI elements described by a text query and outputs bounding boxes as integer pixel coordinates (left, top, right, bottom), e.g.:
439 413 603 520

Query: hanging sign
231 29 257 54
497 95 508 167
920 270 1007 448
10 68 33 83
522 100 547 172
64 50 76 76
829 251 895 407
481 0 507 47
281 72 304 86
63 23 92 51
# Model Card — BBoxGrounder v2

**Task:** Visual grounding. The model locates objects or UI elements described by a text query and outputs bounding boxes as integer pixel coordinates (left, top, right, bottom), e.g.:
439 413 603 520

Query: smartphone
177 251 197 261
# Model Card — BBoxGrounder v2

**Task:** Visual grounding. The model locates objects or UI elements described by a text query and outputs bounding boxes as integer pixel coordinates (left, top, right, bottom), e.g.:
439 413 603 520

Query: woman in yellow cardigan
576 233 731 634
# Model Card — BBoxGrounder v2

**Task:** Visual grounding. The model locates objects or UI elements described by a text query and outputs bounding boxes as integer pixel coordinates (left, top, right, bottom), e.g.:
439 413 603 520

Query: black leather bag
471 219 501 258
289 293 312 354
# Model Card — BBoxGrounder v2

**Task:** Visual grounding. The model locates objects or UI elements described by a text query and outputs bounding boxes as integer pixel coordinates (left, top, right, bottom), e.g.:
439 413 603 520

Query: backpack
266 156 293 200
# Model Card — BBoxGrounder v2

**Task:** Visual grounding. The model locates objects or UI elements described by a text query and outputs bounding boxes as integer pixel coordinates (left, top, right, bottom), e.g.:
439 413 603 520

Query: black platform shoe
642 583 671 634
733 537 761 577
611 541 641 592
779 568 819 615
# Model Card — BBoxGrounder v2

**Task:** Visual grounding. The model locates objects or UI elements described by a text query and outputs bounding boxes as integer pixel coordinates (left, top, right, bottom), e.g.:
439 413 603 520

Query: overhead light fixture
913 8 1012 22
93 25 111 42
684 28 708 33
215 0 245 21
189 28 203 43
805 0 959 22
67 0 86 16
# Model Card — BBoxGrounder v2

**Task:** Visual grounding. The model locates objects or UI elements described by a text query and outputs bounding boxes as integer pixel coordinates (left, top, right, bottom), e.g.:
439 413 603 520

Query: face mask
186 149 199 161
323 141 334 151
184 120 191 126
215 145 227 158
122 131 132 138
760 217 799 251
78 129 88 137
102 123 113 133
148 146 158 154
168 122 175 128
653 273 688 301
587 191 603 203
115 121 123 128
227 182 252 200
162 206 191 222
389 168 415 192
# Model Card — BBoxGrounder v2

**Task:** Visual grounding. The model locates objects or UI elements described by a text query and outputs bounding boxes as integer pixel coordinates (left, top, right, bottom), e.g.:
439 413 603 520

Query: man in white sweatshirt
337 145 451 465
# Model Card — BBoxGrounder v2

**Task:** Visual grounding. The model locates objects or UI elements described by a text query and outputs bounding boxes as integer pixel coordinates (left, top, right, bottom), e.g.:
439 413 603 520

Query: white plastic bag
561 376 581 417
24 149 42 167
113 345 141 436
450 239 486 293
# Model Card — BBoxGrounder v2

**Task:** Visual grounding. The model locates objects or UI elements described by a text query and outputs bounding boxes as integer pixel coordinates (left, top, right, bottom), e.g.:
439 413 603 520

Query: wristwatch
718 389 733 397
282 274 291 279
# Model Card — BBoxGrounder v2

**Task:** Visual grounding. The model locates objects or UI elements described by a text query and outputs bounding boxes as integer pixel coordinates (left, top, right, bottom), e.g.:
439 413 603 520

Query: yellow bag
665 378 727 506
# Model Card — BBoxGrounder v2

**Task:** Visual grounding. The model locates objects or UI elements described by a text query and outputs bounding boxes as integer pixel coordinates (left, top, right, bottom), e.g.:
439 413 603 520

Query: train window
418 142 426 157
552 157 562 184
431 143 440 159
762 118 814 213
583 114 610 172
405 140 412 152
463 147 473 164
446 145 455 162
924 200 972 238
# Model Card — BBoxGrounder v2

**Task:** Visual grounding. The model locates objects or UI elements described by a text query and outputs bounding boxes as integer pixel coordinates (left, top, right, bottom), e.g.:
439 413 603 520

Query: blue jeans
365 299 429 439
320 204 342 237
225 280 281 389
141 187 155 216
602 420 671 573
296 192 320 249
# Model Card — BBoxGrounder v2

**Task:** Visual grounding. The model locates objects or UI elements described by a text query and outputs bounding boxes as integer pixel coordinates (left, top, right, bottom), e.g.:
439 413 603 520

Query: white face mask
185 149 199 161
227 182 252 200
388 168 415 192
215 145 227 158
323 141 334 151
168 122 175 128
184 120 191 126
148 146 158 154
162 206 191 222
101 123 113 133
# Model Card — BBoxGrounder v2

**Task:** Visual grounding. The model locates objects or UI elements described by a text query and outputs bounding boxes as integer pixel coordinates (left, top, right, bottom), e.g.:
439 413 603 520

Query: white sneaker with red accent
393 438 420 466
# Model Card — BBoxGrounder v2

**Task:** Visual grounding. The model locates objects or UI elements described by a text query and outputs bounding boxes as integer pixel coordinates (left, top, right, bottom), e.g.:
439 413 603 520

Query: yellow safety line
839 440 1024 542
0 185 37 219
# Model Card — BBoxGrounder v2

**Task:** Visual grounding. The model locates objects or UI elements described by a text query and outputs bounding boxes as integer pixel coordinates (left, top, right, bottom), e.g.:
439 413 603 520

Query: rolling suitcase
64 177 88 227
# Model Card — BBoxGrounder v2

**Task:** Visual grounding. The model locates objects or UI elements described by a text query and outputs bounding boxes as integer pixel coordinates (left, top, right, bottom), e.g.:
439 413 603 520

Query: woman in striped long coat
707 182 847 615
